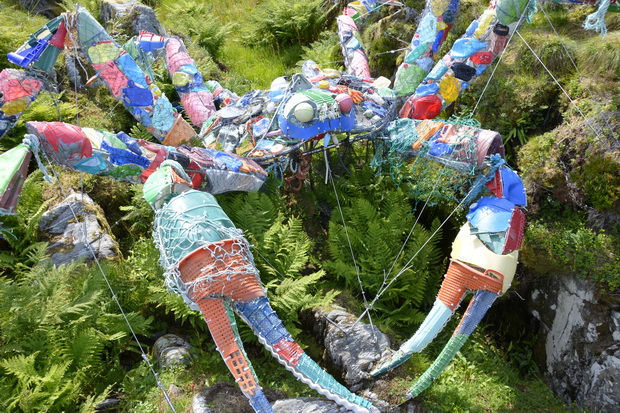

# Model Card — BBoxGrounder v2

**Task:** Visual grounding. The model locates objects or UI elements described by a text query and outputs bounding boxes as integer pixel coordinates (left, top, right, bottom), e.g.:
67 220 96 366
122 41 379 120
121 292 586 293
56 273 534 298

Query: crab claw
371 223 520 377
407 289 499 398
236 296 376 413
151 183 376 413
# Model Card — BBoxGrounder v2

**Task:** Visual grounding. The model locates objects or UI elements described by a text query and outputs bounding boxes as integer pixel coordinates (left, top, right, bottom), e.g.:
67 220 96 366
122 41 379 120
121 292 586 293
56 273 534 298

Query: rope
328 166 377 336
515 30 617 144
583 0 611 37
41 153 177 411
354 176 483 325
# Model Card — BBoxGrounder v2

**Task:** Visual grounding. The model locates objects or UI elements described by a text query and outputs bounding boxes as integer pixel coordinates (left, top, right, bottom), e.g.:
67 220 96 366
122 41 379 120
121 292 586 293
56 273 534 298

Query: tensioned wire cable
327 159 377 335
538 2 619 142
49 162 178 412
515 29 619 145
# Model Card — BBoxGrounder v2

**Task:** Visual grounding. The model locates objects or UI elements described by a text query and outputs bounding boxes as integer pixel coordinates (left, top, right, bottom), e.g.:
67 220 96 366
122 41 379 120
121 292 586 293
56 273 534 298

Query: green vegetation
1 0 619 411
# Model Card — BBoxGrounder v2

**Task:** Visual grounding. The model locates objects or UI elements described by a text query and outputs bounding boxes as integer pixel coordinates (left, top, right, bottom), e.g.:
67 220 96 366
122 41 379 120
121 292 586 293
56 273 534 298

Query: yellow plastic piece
323 69 341 79
318 80 330 89
431 0 452 16
81 127 103 149
450 224 518 293
439 75 460 103
149 84 162 97
474 9 496 38
172 71 192 87
88 42 119 65
372 76 391 89
437 21 448 30
1 96 30 115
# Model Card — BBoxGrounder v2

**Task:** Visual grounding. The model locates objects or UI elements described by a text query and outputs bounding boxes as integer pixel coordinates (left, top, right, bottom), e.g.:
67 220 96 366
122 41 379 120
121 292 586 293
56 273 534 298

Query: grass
418 328 569 412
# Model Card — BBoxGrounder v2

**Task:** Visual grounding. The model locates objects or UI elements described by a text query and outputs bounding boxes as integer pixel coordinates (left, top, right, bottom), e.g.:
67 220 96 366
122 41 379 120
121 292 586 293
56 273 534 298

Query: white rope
515 30 617 144
354 181 479 324
538 2 618 142
328 166 377 336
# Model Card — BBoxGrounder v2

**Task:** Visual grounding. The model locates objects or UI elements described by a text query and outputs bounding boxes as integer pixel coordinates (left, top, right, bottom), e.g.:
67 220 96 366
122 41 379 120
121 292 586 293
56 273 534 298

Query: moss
571 156 620 211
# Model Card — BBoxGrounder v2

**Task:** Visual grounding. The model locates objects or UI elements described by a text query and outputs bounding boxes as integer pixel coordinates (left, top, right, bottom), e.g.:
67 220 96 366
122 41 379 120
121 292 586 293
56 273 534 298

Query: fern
0 260 153 410
319 168 445 334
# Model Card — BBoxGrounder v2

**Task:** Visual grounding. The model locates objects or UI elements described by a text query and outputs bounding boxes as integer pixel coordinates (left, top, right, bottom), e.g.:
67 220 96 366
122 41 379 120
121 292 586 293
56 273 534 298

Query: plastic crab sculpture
1 0 611 410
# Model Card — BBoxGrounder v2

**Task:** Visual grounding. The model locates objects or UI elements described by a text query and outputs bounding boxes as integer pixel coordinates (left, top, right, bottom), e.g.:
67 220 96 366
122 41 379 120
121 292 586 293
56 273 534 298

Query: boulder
273 397 348 413
528 274 620 412
16 0 62 17
191 382 285 413
100 0 167 36
153 333 193 369
39 191 119 266
306 307 391 391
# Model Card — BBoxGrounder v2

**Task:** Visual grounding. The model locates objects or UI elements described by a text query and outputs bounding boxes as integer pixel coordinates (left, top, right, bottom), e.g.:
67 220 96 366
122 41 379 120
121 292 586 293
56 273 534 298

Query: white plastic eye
293 102 315 123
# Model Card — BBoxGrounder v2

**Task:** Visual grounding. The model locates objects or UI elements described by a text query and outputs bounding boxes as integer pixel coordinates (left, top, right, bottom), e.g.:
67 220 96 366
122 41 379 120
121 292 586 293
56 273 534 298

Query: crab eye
293 102 314 123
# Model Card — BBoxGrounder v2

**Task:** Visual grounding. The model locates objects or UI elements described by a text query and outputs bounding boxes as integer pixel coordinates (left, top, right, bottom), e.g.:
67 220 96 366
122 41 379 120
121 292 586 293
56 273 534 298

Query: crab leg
394 0 461 95
400 0 536 119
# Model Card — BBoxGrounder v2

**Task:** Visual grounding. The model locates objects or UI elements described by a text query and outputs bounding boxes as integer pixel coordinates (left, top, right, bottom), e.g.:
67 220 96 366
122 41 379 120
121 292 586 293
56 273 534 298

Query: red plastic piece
273 339 304 366
470 51 494 65
30 121 92 161
410 95 443 120
486 169 504 198
504 208 526 253
49 20 67 49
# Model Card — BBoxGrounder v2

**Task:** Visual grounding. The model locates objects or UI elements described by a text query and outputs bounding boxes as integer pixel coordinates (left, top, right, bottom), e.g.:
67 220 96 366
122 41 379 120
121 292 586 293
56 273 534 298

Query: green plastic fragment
408 334 469 398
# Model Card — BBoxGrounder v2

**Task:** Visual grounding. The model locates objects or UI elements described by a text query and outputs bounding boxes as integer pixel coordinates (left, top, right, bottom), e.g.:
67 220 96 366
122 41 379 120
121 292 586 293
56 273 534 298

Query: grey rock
16 0 62 17
153 334 193 368
95 397 120 411
192 393 212 413
100 0 167 36
39 191 119 266
100 0 140 22
528 274 620 412
131 5 167 36
309 307 391 391
273 397 348 413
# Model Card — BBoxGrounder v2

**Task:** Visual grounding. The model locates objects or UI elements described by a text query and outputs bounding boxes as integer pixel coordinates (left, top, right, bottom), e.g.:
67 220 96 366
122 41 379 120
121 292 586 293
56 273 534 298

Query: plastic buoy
293 102 315 123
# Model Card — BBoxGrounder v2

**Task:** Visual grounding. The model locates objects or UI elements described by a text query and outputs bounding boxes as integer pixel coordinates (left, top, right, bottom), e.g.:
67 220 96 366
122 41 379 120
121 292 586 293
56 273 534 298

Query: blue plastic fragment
8 39 49 67
74 152 109 174
455 290 498 335
235 297 291 345
116 53 148 88
416 56 435 72
428 141 453 156
450 38 487 59
138 39 165 52
211 149 242 171
101 140 150 168
499 168 527 206
123 81 154 107
427 60 449 80
432 30 444 53
465 20 479 36
248 390 273 412
415 82 440 97
466 196 515 233
116 131 143 155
